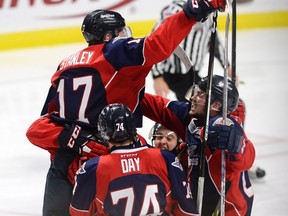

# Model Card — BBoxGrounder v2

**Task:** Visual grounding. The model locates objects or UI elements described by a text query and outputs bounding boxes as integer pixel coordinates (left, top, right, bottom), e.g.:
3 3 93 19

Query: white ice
0 27 288 215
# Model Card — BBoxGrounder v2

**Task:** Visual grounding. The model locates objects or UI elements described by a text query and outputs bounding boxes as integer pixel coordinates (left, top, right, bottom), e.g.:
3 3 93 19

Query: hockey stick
231 0 237 85
219 1 233 215
213 2 236 214
212 181 231 216
174 45 196 87
197 11 218 215
174 45 193 71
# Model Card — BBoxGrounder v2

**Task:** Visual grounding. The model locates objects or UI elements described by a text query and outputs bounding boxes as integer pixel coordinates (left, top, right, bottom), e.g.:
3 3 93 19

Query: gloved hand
208 123 243 153
58 124 96 154
183 0 226 22
67 157 81 184
81 141 109 160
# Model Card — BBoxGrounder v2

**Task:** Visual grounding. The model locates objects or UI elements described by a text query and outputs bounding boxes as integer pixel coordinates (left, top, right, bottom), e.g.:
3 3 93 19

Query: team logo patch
172 157 183 171
77 162 87 175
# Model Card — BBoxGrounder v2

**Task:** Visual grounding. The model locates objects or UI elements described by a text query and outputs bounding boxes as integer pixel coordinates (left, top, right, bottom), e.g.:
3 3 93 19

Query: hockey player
149 123 182 152
151 0 228 101
26 1 227 215
149 123 189 172
141 75 255 215
151 0 266 181
70 103 199 216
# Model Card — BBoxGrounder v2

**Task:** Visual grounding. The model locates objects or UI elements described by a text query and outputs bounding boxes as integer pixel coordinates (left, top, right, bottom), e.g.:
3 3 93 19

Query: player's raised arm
143 0 226 66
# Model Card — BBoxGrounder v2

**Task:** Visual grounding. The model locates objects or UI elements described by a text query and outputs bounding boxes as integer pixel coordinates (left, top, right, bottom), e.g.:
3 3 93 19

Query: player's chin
189 109 196 117
189 103 197 114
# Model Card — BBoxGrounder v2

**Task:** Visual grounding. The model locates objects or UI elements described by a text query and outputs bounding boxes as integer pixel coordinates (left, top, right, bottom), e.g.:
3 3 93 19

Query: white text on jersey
59 51 94 70
121 158 140 173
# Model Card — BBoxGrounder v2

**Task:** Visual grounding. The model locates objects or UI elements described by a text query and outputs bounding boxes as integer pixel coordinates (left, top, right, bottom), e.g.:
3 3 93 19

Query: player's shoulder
142 146 161 154
159 149 178 161
159 149 185 171
74 157 100 181
103 37 145 56
103 37 145 69
140 148 177 167
83 156 100 171
105 37 143 47
140 146 168 160
167 100 190 121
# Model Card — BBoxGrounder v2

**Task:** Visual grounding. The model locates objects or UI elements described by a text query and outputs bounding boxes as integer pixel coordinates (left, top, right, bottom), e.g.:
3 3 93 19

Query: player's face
154 129 178 151
188 86 206 116
103 26 132 42
115 26 132 38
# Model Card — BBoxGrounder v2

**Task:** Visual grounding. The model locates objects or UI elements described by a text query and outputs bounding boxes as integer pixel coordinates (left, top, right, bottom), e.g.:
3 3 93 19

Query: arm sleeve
149 2 187 79
206 116 255 173
226 117 255 172
143 11 196 67
141 93 187 140
226 132 255 173
105 11 195 73
26 115 62 151
149 21 164 79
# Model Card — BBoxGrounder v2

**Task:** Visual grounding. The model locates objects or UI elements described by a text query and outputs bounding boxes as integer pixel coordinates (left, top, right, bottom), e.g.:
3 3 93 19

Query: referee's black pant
163 71 201 101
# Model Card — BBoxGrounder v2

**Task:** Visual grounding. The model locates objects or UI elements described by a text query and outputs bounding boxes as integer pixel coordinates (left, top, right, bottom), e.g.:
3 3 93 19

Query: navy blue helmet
97 103 137 143
82 10 126 45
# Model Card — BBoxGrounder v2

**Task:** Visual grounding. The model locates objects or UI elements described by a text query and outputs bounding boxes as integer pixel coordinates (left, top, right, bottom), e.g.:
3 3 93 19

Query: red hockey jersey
141 93 255 216
70 144 199 216
40 11 196 128
26 10 198 183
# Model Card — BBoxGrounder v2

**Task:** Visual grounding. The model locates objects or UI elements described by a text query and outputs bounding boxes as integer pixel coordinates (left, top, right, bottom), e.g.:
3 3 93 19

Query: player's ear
103 33 112 42
211 101 221 112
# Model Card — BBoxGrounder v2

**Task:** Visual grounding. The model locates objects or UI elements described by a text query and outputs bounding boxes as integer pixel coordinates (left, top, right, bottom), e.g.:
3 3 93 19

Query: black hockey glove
208 124 243 153
58 124 96 154
183 0 226 22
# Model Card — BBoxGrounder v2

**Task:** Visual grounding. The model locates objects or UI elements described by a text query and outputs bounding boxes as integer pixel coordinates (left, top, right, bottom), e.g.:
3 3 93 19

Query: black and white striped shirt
151 0 226 78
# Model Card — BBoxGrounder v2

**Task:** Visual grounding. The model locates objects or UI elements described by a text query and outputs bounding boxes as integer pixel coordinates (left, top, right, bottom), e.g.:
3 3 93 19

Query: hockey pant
42 149 76 216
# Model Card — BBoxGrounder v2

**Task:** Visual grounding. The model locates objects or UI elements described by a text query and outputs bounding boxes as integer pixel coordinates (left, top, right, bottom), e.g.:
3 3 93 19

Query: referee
151 0 226 101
